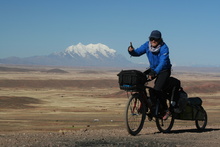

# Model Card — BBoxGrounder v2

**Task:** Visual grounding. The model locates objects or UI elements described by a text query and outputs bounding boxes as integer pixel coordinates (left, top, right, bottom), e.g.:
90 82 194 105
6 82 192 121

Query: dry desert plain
0 65 220 146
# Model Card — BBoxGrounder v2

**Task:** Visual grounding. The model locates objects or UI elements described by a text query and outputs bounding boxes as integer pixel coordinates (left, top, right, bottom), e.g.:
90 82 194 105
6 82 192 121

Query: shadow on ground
156 128 220 134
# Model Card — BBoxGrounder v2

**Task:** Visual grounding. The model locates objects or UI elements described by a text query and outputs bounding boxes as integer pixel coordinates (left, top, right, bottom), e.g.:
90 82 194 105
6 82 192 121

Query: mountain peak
65 43 116 58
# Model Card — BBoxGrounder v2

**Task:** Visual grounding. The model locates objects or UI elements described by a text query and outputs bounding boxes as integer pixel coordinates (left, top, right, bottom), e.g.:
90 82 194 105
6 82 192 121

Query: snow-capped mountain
54 43 116 60
0 43 134 67
64 43 116 58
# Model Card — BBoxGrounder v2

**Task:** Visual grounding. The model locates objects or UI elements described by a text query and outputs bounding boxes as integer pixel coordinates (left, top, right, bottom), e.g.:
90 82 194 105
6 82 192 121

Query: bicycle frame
125 87 156 119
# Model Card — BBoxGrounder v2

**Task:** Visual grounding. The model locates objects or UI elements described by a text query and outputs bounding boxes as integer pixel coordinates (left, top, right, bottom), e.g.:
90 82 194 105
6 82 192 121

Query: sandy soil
0 65 220 146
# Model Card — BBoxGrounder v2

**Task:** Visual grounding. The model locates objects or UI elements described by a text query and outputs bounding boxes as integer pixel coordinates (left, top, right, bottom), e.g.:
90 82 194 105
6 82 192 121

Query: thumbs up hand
128 42 134 52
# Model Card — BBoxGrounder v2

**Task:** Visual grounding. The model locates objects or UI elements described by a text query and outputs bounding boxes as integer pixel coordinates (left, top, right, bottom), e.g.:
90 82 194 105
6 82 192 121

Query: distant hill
0 66 33 72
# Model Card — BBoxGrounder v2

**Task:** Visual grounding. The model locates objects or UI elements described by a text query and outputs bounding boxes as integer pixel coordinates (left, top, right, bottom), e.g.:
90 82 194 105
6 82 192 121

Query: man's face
149 37 160 47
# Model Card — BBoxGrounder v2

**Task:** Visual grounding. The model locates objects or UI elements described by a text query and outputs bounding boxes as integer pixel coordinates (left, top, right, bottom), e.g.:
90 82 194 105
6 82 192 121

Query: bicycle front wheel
125 93 146 136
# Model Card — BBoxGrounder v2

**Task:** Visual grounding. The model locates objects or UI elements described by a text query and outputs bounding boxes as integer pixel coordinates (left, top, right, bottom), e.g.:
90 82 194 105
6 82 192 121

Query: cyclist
128 30 172 120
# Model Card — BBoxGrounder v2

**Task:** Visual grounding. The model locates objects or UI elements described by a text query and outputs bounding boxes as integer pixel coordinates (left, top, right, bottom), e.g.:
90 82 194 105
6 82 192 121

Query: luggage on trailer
187 97 202 106
176 97 205 120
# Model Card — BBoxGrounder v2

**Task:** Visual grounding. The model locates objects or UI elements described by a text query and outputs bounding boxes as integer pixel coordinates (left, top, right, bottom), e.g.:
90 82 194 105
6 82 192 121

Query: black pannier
176 97 204 120
187 97 202 106
117 70 147 91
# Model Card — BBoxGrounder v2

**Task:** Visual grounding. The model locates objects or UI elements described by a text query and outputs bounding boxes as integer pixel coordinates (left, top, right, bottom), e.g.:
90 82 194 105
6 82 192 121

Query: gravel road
0 125 219 147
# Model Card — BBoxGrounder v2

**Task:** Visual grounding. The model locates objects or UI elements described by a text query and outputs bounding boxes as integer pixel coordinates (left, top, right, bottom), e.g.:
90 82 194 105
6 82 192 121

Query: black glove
128 42 134 52
143 68 151 75
149 69 157 79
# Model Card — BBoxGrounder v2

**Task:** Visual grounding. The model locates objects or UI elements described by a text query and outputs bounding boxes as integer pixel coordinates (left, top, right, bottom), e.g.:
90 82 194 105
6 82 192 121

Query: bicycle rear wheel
155 100 174 133
125 93 146 136
156 114 174 133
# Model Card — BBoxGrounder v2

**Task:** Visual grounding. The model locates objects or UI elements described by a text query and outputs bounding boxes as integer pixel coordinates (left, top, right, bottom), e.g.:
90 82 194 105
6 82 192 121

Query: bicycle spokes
125 94 146 136
130 98 142 114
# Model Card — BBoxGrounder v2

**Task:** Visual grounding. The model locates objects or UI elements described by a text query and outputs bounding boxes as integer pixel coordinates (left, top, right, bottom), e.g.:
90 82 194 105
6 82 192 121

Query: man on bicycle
128 30 172 120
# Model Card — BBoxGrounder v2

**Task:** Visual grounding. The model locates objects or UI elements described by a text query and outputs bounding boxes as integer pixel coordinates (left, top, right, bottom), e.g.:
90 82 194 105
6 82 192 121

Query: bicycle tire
156 115 174 133
195 106 207 131
155 100 174 133
125 93 146 136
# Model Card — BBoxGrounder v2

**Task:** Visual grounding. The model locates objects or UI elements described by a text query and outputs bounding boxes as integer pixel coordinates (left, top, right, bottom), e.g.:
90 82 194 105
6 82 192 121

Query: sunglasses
149 37 160 42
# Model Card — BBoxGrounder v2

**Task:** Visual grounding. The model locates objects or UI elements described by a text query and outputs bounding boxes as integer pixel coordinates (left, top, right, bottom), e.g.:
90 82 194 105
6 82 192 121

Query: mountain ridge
0 43 136 67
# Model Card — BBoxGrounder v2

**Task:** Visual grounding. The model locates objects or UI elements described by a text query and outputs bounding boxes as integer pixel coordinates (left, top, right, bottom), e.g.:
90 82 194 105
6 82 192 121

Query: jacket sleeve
154 45 170 74
128 42 148 57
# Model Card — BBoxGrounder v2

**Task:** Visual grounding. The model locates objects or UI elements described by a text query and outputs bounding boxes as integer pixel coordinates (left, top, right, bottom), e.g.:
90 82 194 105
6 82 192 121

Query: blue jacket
129 41 172 74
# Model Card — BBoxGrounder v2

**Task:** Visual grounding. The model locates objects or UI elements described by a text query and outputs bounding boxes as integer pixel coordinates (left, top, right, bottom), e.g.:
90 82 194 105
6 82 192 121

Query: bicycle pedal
148 116 153 121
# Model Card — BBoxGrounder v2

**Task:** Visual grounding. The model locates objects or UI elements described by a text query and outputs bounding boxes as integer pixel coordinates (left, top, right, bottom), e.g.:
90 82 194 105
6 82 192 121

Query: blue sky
0 0 220 66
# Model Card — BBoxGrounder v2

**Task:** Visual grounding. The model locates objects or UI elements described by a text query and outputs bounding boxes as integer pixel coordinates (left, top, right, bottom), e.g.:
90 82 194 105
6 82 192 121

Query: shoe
163 110 171 120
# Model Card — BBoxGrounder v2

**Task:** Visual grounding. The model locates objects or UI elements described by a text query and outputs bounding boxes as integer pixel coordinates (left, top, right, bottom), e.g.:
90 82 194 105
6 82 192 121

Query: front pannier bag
117 70 147 91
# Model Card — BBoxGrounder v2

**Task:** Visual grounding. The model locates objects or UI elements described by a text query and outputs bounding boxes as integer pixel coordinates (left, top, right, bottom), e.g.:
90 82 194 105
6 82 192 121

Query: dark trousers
150 69 171 110
154 69 171 91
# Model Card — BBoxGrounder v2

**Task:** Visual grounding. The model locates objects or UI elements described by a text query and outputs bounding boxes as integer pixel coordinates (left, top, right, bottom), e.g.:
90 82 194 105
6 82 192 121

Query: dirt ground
0 65 220 146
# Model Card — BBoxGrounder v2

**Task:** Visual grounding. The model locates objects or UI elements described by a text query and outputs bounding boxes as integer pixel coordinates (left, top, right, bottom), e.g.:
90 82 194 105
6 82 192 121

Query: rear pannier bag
117 70 146 90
